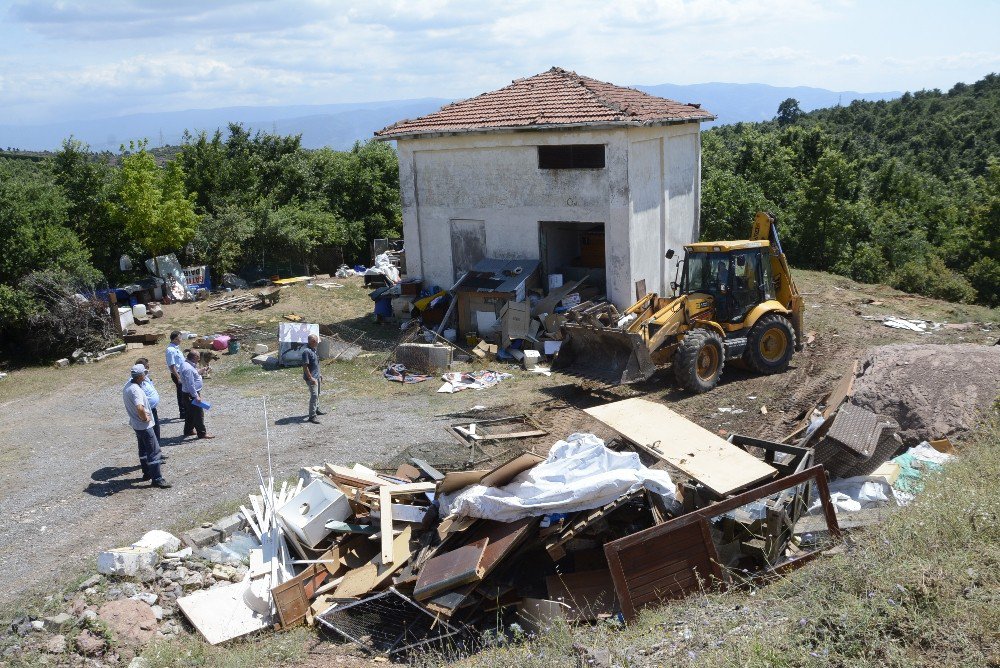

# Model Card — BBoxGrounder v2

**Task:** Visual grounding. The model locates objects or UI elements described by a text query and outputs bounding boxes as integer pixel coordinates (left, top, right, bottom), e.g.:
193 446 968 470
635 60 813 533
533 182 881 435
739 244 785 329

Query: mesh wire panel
317 587 463 656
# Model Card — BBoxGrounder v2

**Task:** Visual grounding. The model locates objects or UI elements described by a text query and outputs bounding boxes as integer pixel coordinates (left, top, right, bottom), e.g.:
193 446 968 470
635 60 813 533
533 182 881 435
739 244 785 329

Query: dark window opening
538 144 605 169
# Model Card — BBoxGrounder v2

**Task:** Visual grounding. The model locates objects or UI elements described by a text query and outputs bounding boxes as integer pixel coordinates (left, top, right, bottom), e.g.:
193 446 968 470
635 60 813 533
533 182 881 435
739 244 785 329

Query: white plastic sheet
809 475 903 514
365 252 400 283
440 433 677 522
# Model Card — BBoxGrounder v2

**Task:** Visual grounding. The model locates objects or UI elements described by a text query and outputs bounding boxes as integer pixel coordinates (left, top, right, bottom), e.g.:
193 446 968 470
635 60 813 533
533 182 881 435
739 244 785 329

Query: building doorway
450 219 486 283
538 221 606 298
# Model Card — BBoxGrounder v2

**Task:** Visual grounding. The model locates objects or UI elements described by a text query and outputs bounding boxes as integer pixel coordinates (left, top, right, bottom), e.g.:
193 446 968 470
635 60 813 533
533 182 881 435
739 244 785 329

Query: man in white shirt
180 351 215 440
165 331 186 419
123 364 171 488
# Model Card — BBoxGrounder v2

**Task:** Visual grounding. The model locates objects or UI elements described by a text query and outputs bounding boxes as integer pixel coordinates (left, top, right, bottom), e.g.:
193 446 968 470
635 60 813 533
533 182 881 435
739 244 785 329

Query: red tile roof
375 67 715 139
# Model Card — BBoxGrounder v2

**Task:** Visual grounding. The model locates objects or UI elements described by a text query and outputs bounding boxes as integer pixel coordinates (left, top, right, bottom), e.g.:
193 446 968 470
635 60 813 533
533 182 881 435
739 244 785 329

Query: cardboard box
500 300 531 344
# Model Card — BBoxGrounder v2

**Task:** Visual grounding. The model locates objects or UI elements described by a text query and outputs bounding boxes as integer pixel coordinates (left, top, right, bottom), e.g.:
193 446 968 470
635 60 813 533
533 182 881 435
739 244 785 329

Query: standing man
181 350 215 440
134 357 161 441
123 364 171 488
303 334 324 424
165 331 186 420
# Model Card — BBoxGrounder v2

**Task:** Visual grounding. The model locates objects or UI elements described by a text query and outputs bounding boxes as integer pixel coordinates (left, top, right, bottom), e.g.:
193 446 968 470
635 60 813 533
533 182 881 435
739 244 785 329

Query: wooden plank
437 470 489 494
414 537 489 600
424 518 538 616
822 360 859 418
325 463 383 488
333 525 412 599
584 398 777 496
379 486 393 565
480 452 544 488
387 481 437 494
409 458 445 481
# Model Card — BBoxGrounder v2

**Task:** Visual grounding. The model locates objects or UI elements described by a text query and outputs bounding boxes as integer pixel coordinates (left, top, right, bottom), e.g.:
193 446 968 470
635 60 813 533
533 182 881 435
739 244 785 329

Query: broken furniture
604 465 841 621
446 415 548 448
814 404 901 478
455 258 540 339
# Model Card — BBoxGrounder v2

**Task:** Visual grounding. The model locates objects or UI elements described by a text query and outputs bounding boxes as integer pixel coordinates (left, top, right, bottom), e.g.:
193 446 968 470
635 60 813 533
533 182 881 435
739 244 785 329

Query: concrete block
132 530 180 553
395 343 453 373
522 350 541 370
211 513 244 541
97 546 159 577
53 359 70 368
181 527 219 548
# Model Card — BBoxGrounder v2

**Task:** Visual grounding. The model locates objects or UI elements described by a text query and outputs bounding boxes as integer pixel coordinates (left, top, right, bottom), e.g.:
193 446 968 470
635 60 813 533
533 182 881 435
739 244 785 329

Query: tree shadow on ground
85 465 147 497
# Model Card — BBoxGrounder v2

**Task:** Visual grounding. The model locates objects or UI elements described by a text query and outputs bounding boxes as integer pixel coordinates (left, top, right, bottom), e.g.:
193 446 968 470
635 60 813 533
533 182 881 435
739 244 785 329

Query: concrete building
375 67 715 309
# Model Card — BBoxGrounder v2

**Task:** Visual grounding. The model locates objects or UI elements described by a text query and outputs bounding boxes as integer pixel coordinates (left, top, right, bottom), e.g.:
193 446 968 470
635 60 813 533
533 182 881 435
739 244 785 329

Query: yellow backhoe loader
552 211 804 393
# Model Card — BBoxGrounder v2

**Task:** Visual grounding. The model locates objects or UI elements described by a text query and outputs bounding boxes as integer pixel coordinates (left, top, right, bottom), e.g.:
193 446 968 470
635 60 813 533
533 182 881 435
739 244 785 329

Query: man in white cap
123 364 171 488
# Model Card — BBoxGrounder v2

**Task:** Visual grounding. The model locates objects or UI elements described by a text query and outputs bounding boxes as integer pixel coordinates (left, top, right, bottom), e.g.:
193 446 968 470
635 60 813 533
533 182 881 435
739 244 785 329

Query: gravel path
0 367 451 609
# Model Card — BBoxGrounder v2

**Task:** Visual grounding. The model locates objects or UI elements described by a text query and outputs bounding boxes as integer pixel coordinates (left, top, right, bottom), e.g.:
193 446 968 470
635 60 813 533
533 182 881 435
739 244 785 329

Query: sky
0 0 997 124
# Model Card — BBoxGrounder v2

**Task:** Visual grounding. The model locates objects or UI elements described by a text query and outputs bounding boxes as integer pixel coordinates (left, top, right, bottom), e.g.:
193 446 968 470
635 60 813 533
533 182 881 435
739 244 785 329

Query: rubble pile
4 531 250 664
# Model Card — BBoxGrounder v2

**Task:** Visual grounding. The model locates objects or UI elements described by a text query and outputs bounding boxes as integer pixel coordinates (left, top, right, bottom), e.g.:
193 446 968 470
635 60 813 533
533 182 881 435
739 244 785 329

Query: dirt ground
0 272 996 616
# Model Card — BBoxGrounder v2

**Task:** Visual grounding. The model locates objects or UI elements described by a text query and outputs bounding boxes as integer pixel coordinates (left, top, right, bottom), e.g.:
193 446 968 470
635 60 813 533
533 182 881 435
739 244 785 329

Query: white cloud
0 0 997 123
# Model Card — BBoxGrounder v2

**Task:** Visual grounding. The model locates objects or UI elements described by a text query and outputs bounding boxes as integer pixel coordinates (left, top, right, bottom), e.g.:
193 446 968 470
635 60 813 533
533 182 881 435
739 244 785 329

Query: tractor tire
745 314 796 374
673 328 725 393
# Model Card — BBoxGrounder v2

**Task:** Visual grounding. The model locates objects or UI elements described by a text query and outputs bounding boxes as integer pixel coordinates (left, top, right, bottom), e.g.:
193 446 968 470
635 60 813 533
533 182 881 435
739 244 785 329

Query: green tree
776 97 803 126
52 139 120 277
110 140 199 261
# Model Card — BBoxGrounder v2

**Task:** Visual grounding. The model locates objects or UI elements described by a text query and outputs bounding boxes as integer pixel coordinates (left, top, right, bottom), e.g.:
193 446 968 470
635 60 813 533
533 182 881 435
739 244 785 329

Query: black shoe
308 417 320 424
151 478 172 489
315 410 326 416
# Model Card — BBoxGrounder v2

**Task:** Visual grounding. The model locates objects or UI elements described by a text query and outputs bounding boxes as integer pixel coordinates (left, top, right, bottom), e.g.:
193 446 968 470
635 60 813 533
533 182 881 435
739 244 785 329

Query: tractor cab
680 240 775 325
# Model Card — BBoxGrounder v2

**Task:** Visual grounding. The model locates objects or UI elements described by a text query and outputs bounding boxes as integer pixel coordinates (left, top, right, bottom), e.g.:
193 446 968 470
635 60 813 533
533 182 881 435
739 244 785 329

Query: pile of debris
126 398 858 659
25 366 969 662
370 258 602 372
53 343 130 368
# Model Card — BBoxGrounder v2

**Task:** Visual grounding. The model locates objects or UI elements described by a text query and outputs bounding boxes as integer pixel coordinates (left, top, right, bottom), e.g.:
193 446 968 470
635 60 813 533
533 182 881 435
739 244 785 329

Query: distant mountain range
0 82 899 152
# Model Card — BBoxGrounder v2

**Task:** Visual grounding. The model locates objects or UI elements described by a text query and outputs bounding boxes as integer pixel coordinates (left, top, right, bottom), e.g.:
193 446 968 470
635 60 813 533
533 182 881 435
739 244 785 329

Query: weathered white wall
626 124 702 299
395 122 701 307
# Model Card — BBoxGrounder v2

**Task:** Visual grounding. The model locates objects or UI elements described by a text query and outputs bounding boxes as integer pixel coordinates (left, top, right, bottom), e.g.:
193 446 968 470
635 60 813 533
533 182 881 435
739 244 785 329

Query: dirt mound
851 343 1000 445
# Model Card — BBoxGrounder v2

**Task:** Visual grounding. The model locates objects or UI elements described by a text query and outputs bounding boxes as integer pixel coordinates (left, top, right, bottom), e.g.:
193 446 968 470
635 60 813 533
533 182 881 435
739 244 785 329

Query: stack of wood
562 300 622 328
206 294 257 311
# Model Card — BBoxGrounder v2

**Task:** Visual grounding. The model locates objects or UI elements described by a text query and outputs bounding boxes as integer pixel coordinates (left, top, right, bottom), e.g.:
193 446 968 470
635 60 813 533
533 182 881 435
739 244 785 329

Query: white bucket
132 303 147 319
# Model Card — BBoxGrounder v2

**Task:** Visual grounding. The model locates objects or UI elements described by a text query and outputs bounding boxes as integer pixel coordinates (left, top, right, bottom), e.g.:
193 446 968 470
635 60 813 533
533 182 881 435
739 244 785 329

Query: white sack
440 433 676 522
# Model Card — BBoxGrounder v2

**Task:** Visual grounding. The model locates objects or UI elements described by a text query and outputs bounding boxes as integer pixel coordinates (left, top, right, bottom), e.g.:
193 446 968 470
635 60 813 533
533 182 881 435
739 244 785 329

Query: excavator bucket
552 323 658 384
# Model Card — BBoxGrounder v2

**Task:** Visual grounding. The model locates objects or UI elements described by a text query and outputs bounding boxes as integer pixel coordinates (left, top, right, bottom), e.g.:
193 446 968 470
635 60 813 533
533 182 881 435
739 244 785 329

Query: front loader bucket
552 323 657 385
